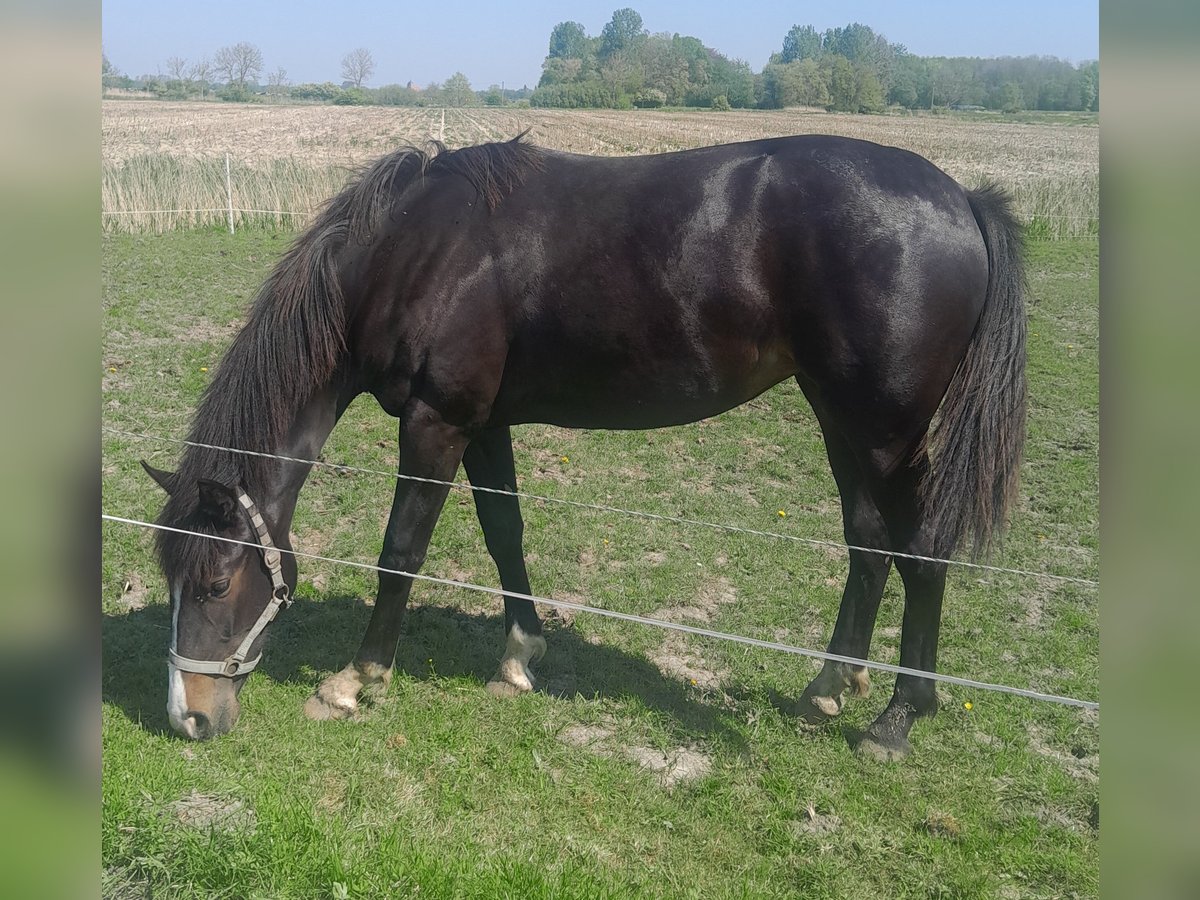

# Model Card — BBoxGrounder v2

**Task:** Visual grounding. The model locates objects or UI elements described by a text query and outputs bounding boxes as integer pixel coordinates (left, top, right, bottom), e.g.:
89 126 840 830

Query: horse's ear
196 479 240 528
141 460 177 495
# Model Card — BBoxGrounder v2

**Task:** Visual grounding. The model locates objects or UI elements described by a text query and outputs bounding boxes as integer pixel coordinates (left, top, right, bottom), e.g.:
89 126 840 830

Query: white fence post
225 153 235 235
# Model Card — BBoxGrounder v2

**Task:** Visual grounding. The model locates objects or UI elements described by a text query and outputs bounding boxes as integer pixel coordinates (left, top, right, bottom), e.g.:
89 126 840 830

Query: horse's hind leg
799 417 893 722
305 401 465 721
462 426 546 697
854 447 947 762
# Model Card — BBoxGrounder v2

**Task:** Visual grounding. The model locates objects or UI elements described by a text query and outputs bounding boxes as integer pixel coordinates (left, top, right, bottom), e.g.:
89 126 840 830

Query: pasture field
102 101 1098 239
101 224 1098 897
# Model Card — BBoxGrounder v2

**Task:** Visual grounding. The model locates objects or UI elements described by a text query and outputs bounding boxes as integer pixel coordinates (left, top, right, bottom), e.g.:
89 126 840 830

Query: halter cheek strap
168 488 292 678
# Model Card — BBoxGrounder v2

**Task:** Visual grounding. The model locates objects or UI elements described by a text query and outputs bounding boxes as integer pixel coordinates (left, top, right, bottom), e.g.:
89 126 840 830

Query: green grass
102 229 1098 898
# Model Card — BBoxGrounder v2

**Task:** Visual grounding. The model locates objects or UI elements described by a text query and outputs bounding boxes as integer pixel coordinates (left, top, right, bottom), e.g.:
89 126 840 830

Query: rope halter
168 488 292 677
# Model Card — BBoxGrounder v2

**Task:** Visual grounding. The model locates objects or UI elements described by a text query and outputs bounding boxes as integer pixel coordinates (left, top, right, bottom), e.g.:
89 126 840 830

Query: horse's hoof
797 692 844 724
486 656 535 697
854 733 912 763
485 679 527 698
303 692 358 721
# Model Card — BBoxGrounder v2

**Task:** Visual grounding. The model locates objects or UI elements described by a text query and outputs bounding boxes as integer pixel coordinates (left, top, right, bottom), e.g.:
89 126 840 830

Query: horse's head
142 461 296 740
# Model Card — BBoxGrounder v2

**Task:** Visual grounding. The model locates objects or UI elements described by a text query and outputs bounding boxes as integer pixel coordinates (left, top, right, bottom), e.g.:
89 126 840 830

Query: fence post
225 153 235 235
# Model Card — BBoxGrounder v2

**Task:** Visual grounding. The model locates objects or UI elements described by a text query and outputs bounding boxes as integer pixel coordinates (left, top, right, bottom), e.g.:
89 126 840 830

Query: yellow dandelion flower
200 367 209 372
107 367 116 373
964 701 973 711
560 455 569 463
777 509 787 518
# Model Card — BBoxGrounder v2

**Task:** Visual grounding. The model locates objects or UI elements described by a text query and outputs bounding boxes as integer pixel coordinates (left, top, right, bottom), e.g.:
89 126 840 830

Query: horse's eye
209 580 231 598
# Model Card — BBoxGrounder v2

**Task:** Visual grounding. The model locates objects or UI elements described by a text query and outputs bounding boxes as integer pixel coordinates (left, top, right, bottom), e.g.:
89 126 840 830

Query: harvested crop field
102 101 1098 238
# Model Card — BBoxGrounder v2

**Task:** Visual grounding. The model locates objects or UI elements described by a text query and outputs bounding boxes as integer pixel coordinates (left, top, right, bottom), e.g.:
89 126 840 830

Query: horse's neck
260 383 348 536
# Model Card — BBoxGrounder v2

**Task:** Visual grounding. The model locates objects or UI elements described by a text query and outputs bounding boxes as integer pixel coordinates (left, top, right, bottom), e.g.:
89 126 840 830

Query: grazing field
102 101 1099 239
101 224 1098 897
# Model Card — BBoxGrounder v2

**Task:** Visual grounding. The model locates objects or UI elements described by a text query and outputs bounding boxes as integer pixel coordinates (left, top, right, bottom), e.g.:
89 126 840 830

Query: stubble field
101 101 1099 898
102 101 1099 238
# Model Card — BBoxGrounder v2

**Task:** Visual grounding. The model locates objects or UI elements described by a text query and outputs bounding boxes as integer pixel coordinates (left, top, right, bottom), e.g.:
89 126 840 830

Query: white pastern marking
166 583 196 738
495 622 547 690
504 621 546 666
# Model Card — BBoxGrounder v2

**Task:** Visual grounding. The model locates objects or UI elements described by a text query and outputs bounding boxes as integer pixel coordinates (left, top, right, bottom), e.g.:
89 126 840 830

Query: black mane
155 135 544 582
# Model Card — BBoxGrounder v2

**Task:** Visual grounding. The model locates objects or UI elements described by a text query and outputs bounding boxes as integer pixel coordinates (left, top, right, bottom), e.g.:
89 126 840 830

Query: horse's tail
923 183 1028 559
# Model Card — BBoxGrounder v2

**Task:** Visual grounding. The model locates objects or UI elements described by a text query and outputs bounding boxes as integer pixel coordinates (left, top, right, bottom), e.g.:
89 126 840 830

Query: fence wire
100 512 1099 711
103 427 1098 587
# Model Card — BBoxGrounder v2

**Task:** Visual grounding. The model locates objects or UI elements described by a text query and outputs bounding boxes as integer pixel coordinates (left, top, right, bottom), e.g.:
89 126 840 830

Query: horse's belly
490 341 796 430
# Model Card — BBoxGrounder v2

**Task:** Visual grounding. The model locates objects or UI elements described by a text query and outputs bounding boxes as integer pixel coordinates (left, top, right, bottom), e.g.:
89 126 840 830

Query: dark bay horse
142 134 1025 760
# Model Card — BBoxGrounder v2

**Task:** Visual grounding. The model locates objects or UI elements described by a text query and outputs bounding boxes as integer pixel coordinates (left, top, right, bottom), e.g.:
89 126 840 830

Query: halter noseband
168 488 292 677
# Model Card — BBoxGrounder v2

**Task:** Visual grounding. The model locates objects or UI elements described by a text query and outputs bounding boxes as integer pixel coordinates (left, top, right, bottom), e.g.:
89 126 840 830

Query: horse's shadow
102 594 750 748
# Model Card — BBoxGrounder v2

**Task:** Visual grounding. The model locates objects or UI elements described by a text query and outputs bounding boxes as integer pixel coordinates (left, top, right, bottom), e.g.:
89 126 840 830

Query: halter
168 488 292 677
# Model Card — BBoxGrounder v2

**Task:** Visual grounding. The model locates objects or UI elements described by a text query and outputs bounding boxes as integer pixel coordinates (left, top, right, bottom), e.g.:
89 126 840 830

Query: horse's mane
155 134 543 582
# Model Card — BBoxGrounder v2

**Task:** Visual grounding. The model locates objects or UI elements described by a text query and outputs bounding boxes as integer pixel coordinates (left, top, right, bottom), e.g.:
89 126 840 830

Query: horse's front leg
462 426 546 697
304 403 466 721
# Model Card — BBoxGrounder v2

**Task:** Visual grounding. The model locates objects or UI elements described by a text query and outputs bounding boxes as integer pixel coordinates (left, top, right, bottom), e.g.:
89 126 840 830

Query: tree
888 60 919 108
214 42 263 89
599 8 646 60
781 25 821 63
101 52 129 91
1079 60 1099 111
854 66 886 113
540 56 585 86
762 59 829 109
166 55 189 82
190 58 213 96
825 55 854 112
267 67 290 100
341 48 375 88
1000 81 1023 113
549 21 590 59
442 71 474 107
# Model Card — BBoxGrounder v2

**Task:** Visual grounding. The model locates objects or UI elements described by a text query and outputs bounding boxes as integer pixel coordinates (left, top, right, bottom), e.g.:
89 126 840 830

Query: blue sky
102 1 1099 89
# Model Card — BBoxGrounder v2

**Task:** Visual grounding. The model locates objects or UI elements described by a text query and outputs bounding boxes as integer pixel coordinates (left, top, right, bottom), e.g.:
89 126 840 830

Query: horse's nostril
188 711 212 740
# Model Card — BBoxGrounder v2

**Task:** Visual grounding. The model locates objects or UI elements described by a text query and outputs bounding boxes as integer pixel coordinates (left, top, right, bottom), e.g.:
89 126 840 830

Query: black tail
924 183 1028 559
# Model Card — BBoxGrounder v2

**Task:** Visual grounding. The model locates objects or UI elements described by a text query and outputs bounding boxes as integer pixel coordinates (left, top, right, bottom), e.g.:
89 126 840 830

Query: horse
141 133 1025 760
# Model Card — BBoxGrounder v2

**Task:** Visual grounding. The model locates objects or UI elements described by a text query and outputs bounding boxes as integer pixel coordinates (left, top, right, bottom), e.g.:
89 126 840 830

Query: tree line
533 12 1098 112
102 44 523 107
102 13 1098 114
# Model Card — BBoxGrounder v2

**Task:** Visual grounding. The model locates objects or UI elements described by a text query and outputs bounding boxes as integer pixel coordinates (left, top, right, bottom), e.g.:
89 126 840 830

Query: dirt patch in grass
792 803 842 837
116 573 150 611
169 790 255 831
650 634 729 690
178 317 238 345
1027 724 1099 783
625 746 712 788
650 575 737 625
645 576 737 688
315 773 347 814
558 716 712 788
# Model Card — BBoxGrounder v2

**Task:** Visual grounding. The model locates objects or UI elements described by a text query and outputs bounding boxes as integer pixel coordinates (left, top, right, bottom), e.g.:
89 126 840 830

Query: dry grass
102 101 1098 236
